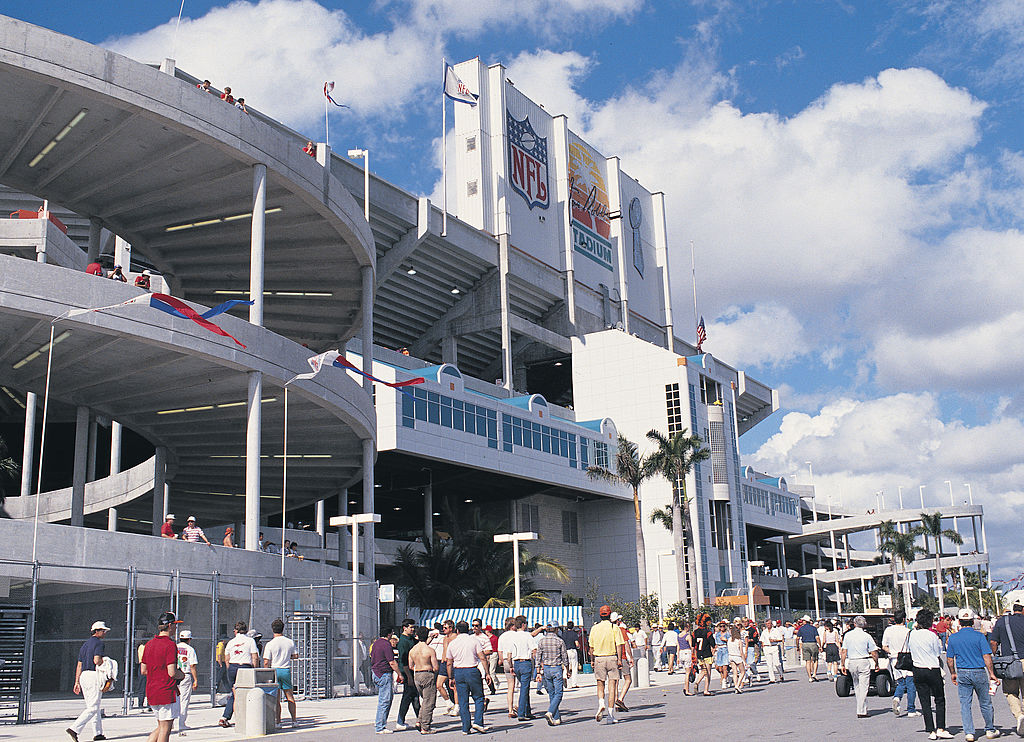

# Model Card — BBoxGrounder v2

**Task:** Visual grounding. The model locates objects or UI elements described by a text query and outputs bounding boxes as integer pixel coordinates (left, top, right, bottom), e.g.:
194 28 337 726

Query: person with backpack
990 602 1024 737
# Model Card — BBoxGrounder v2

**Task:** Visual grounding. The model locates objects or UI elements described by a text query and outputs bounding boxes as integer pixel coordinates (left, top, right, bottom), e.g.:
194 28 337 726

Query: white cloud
705 303 810 368
393 0 644 38
748 392 1024 580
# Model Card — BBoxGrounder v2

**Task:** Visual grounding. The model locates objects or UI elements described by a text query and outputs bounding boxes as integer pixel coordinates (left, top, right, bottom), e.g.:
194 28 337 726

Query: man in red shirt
142 611 182 742
160 514 177 539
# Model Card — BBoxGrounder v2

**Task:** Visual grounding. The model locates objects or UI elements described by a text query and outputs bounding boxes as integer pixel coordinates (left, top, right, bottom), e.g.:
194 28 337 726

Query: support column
71 407 89 527
497 233 513 390
362 439 375 582
20 393 37 497
151 447 166 536
245 163 266 551
441 335 458 366
338 490 350 568
360 265 373 394
86 418 98 483
316 500 325 538
87 219 102 263
108 422 121 531
423 481 433 545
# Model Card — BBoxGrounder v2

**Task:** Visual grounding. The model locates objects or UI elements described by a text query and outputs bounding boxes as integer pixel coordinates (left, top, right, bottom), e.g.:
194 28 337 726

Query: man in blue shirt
946 608 1000 741
67 620 110 742
796 616 822 681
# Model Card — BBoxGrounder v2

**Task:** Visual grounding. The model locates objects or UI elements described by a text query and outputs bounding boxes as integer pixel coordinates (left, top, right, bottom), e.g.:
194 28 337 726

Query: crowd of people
196 79 247 113
64 601 1024 739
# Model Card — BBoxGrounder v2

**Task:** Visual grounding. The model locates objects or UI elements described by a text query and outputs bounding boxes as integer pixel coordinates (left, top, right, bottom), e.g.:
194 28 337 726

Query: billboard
568 137 613 272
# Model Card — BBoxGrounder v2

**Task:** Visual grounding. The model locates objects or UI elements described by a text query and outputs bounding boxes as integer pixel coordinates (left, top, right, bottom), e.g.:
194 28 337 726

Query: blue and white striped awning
416 606 584 629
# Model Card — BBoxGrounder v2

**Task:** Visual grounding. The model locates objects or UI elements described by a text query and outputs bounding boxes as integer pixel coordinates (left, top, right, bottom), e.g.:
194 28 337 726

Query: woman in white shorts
678 621 694 695
727 627 747 693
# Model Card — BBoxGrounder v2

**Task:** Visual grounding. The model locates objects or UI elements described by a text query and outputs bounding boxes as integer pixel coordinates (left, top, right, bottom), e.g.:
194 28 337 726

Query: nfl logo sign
507 112 550 210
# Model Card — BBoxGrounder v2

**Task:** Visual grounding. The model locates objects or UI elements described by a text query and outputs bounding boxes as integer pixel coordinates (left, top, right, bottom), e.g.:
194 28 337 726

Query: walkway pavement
10 664 1021 741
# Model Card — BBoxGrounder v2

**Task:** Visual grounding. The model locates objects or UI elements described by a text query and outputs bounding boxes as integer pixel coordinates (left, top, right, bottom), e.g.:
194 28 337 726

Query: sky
6 0 1023 584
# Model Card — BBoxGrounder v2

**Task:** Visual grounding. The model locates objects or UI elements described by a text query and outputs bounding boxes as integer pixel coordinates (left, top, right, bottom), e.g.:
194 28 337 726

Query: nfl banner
443 63 478 105
507 112 550 210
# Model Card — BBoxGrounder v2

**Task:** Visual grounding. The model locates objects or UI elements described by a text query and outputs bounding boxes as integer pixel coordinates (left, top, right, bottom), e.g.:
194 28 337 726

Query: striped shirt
536 634 567 671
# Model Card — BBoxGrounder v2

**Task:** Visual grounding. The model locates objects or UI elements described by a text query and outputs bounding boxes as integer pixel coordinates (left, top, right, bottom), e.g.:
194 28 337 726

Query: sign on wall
507 112 549 210
568 139 613 271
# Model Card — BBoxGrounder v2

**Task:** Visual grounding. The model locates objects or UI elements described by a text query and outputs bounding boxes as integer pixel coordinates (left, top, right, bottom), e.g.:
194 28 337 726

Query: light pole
805 462 817 522
812 568 827 621
330 512 381 690
347 148 370 223
747 560 765 619
494 532 537 613
945 480 967 598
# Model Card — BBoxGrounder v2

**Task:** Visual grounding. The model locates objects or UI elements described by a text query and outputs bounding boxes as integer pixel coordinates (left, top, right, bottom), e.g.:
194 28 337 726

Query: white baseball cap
802 615 812 622
958 608 977 621
92 621 110 632
610 612 621 622
179 630 193 639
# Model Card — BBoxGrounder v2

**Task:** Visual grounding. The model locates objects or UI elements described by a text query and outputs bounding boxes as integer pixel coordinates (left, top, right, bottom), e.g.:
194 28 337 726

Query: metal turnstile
0 606 31 724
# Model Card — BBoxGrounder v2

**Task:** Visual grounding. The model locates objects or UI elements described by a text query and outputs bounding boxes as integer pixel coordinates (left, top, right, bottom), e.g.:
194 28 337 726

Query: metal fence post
127 566 137 715
211 571 219 707
328 578 335 695
248 584 255 630
122 567 132 717
281 575 287 622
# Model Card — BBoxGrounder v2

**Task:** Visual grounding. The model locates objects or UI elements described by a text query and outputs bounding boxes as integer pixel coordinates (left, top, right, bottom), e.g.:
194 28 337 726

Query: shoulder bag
993 616 1024 680
895 631 914 672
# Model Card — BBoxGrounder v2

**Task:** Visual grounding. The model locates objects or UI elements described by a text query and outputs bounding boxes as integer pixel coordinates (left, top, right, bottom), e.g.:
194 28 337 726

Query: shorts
801 644 820 662
152 699 181 721
678 650 692 665
275 668 293 691
699 656 714 667
665 646 677 657
714 646 729 666
437 662 448 678
593 655 621 681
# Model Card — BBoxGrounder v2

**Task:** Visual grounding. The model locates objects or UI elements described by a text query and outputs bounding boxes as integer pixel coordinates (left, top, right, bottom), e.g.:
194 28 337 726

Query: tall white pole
513 537 521 613
442 58 448 237
352 522 359 690
171 0 186 61
812 572 821 621
828 493 838 571
31 325 56 564
281 387 288 580
946 480 966 597
689 240 698 335
325 88 330 148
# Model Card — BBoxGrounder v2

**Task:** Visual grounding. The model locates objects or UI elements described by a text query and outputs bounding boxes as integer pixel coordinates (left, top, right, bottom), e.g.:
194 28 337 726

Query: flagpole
690 240 699 341
281 386 288 582
442 58 448 237
325 86 330 148
171 0 186 61
31 325 56 564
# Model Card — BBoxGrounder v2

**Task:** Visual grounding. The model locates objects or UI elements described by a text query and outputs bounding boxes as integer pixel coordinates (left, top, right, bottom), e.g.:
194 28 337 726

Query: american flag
696 315 706 352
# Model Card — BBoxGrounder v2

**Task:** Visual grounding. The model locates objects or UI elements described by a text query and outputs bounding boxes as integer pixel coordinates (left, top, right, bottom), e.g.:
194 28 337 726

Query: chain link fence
0 558 378 725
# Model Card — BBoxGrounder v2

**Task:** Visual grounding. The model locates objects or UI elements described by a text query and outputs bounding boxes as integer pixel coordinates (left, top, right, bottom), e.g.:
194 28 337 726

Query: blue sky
6 1 1024 583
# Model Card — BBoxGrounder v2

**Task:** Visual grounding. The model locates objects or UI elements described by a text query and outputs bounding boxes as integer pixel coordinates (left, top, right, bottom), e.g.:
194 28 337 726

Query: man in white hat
946 607 999 741
181 516 211 546
67 620 110 742
161 514 177 539
176 630 199 735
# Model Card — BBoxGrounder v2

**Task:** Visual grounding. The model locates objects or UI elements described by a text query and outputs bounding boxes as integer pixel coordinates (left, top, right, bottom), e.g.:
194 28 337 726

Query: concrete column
250 164 267 327
423 481 433 545
152 446 167 536
338 490 350 568
441 335 458 366
20 392 37 497
71 407 89 526
87 219 102 262
498 233 513 390
362 438 375 582
86 418 98 483
360 265 373 395
108 422 121 531
315 500 325 547
244 163 267 552
244 371 262 550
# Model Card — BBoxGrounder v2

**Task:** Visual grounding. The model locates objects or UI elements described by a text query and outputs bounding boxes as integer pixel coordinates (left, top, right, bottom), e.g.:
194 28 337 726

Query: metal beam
376 197 430 287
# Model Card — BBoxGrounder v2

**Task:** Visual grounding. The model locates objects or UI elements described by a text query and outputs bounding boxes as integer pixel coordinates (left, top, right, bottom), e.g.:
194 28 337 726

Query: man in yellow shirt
588 605 626 724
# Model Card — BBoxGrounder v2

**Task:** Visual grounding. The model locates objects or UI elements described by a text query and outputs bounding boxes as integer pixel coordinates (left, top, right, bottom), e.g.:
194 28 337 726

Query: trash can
232 668 278 736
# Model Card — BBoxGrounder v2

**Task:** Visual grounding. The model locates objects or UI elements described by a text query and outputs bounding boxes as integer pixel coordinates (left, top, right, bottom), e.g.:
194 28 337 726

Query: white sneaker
471 724 488 733
908 711 922 717
377 730 394 735
395 723 409 731
987 731 1002 739
1017 715 1024 737
892 697 901 715
966 735 976 742
935 730 954 739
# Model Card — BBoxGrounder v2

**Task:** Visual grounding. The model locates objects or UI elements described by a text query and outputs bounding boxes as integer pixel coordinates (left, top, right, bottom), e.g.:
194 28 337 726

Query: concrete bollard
637 655 650 688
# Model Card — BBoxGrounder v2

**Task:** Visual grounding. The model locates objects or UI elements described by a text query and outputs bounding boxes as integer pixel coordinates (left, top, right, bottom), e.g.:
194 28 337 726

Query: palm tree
649 507 672 531
913 512 964 614
646 429 711 608
587 434 660 597
878 520 926 610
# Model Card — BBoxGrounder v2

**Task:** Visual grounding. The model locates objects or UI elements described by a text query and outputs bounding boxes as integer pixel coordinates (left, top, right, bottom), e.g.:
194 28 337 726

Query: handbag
993 616 1024 680
895 631 914 671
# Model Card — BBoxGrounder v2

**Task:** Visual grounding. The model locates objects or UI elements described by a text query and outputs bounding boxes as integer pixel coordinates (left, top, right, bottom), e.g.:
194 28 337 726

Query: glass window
562 510 579 544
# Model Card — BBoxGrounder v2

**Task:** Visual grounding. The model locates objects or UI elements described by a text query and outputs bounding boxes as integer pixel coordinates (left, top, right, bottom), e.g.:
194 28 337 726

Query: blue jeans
542 666 564 720
956 667 995 736
514 660 534 718
894 675 917 713
453 667 484 733
222 663 252 720
373 671 394 732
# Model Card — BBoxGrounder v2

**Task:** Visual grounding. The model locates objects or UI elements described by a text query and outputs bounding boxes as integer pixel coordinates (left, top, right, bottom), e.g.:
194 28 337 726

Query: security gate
0 606 31 724
287 613 331 699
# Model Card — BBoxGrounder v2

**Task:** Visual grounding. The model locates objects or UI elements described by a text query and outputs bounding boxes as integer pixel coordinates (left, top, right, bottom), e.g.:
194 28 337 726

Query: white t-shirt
428 631 447 661
263 635 297 669
650 629 664 647
502 630 536 661
474 633 491 656
497 631 516 661
908 628 942 669
176 642 198 673
633 629 648 649
882 623 912 679
224 634 258 665
663 629 679 648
